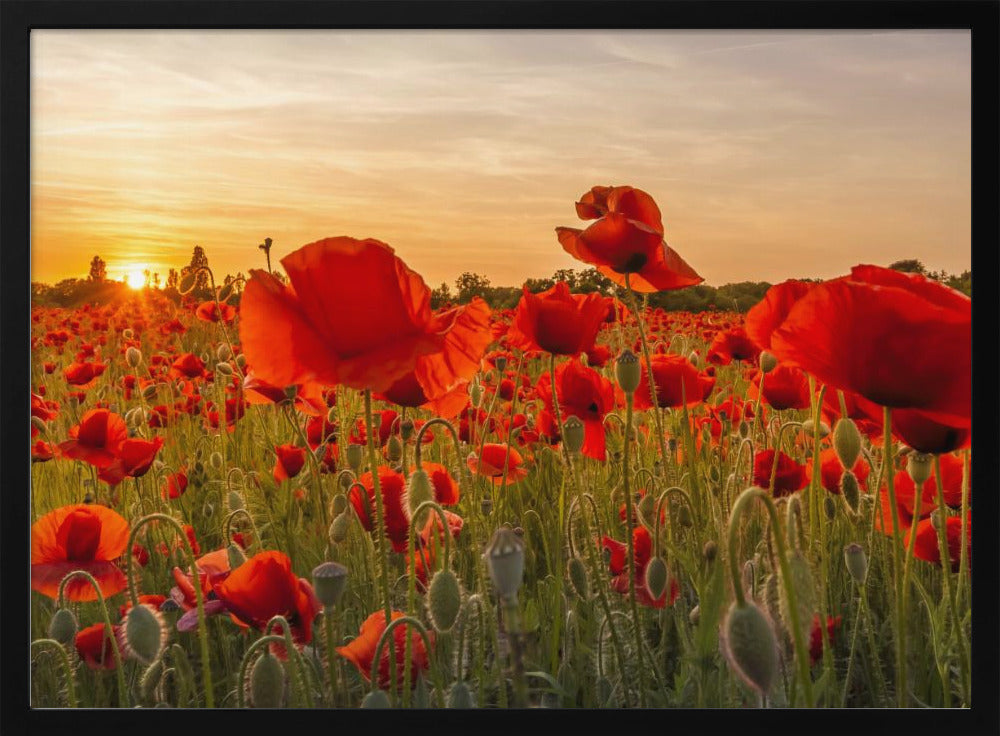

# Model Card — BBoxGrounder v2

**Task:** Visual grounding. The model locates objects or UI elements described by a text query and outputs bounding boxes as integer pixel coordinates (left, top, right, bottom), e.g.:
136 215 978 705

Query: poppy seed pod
250 651 285 708
907 452 933 487
227 542 247 570
345 444 364 472
386 435 403 463
615 350 641 395
494 355 508 373
567 556 589 599
405 469 434 522
844 543 868 584
485 527 525 600
362 689 392 709
563 415 586 455
215 361 233 376
122 603 168 665
447 680 476 708
428 568 463 633
721 600 779 695
329 510 351 544
645 556 668 601
759 351 778 374
399 419 415 441
48 608 78 646
312 561 348 608
832 418 863 471
840 470 861 515
126 347 143 368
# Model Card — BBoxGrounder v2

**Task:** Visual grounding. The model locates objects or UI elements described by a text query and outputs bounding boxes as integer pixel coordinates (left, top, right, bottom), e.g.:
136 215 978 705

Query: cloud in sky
31 30 970 287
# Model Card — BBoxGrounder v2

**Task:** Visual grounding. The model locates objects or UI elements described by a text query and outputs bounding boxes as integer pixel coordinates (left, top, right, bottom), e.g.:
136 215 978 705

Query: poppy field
29 185 972 709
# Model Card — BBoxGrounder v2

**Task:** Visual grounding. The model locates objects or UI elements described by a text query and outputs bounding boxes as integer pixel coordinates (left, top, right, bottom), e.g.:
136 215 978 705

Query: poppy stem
620 389 647 707
235 634 286 707
363 390 393 627
322 606 340 707
624 274 669 473
31 639 77 708
880 407 907 707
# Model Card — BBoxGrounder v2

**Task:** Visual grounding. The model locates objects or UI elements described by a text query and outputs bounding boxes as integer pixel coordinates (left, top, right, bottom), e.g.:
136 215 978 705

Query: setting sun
124 267 147 290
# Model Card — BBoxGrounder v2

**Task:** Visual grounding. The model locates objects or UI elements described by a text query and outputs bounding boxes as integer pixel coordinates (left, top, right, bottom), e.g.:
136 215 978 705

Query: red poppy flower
242 373 329 417
32 440 57 462
586 344 612 368
273 444 307 484
31 504 129 601
212 551 320 647
350 467 410 553
894 452 967 510
706 327 760 366
58 409 127 469
206 397 246 431
97 436 164 486
240 236 488 394
906 513 970 572
195 300 237 323
744 280 815 353
809 614 842 666
467 443 529 485
752 363 810 411
170 353 206 379
633 353 715 410
421 461 460 505
769 265 970 426
337 610 432 691
162 469 189 500
890 408 971 455
170 547 232 611
602 526 680 608
810 447 869 494
75 623 120 670
535 357 616 461
506 282 607 356
305 415 339 449
556 185 703 293
752 450 808 497
64 361 107 388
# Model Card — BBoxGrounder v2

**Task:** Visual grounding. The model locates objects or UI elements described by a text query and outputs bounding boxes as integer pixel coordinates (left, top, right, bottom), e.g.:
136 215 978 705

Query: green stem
364 390 393 625
621 389 647 707
31 639 77 708
880 407 907 707
625 273 669 470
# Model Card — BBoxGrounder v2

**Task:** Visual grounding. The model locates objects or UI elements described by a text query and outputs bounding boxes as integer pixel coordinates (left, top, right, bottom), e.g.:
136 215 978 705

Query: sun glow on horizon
123 267 148 290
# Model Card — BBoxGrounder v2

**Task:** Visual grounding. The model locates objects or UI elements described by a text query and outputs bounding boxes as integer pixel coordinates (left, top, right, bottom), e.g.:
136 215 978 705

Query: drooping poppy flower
337 610 432 691
242 372 329 417
58 409 127 469
32 440 57 462
467 443 529 485
195 300 237 323
272 444 307 484
585 344 613 368
744 280 815 354
169 353 206 380
556 185 703 293
752 450 808 497
212 551 320 647
349 467 410 553
769 265 971 427
170 547 232 613
64 361 107 388
506 282 607 356
706 327 760 366
906 513 971 572
889 408 971 455
810 447 870 494
75 623 120 670
633 353 715 411
162 468 189 500
534 357 616 461
205 397 246 432
31 504 130 601
97 436 164 486
305 415 339 449
602 526 680 608
240 236 490 394
752 363 811 411
809 614 842 666
421 461 460 506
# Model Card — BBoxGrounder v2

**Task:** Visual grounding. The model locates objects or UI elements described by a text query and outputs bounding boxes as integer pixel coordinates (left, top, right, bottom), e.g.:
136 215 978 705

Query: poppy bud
142 384 158 400
703 540 718 563
332 492 348 515
738 421 750 439
447 681 476 708
709 464 721 484
216 343 232 361
637 494 657 529
140 659 163 705
779 551 815 648
844 543 868 584
615 350 641 395
480 493 493 516
329 510 351 544
493 355 508 373
840 470 861 515
833 418 863 470
236 354 247 369
203 502 215 519
645 556 668 601
562 415 586 455
126 347 143 368
224 540 247 569
484 527 525 600
122 603 168 665
689 605 700 625
48 608 78 646
428 568 463 633
227 490 244 512
215 361 233 376
123 328 134 340
361 689 392 709
678 505 693 528
404 469 434 522
31 416 48 435
763 573 782 629
179 272 197 295
688 351 700 368
209 451 224 470
513 526 524 537
824 495 837 520
200 351 211 365
469 378 484 408
250 651 285 708
345 444 364 472
386 435 403 463
721 600 779 695
83 492 94 504
906 452 933 487
312 561 348 608
802 419 831 438
930 508 945 531
567 556 589 599
759 351 778 374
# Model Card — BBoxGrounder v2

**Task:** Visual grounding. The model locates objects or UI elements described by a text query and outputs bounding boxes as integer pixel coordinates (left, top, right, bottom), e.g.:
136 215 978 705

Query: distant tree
455 272 491 303
166 269 179 290
259 237 274 272
430 282 452 309
181 245 210 293
523 277 554 293
88 255 107 282
888 259 927 275
143 269 151 289
152 272 161 289
574 268 615 295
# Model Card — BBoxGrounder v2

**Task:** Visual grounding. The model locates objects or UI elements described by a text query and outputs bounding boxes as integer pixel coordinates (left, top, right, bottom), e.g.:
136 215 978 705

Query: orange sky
31 30 971 289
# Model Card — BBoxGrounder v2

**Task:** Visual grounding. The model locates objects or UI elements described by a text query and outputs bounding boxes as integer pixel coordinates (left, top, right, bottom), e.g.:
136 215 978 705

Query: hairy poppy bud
688 351 700 368
480 493 493 516
833 418 863 470
404 469 434 522
637 493 657 529
312 561 348 608
678 505 693 528
209 451 224 470
345 444 364 472
250 651 285 708
738 421 750 439
216 343 232 361
332 492 348 515
325 406 338 426
759 351 778 374
844 543 868 584
235 354 247 369
824 495 837 520
48 608 78 646
126 347 143 368
703 540 718 563
227 490 244 513
567 556 589 599
329 510 351 544
179 271 197 295
122 603 168 665
840 470 861 515
906 452 933 487
802 418 831 438
485 527 525 600
428 569 463 633
763 573 782 629
386 435 403 463
779 551 815 647
563 415 586 455
645 556 668 601
721 600 779 695
142 384 158 400
494 355 508 373
215 361 233 376
615 350 641 395
31 416 48 435
140 659 163 705
361 689 391 709
447 681 476 708
123 328 134 340
226 541 247 570
469 378 484 408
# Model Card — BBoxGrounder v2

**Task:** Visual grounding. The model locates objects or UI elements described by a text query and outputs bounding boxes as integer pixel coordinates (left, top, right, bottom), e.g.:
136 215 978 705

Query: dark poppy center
588 402 599 414
612 252 648 275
